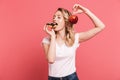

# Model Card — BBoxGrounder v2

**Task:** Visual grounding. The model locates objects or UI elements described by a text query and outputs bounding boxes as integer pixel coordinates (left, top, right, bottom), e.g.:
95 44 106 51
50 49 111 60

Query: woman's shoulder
42 36 51 44
74 32 80 43
75 32 79 37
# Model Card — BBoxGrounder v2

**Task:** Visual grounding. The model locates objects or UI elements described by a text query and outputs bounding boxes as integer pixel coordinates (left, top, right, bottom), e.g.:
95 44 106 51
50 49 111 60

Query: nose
53 16 57 22
53 17 56 22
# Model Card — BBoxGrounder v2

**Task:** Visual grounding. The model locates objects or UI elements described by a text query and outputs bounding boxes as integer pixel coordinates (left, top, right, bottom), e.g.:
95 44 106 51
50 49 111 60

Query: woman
42 4 105 80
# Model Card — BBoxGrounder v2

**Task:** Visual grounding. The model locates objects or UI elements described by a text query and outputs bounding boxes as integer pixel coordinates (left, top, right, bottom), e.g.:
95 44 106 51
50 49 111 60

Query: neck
56 29 66 40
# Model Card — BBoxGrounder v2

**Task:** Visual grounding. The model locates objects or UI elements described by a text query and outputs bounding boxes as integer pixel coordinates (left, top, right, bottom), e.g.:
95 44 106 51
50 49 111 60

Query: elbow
98 24 105 31
48 60 55 64
48 59 55 64
46 54 56 64
101 24 105 30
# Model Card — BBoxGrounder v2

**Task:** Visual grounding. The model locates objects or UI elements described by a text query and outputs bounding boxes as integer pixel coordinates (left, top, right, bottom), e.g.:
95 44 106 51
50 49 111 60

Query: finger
43 25 46 31
77 4 86 10
51 29 55 32
73 4 78 10
73 4 76 9
73 4 81 8
73 4 82 12
45 25 49 32
73 4 80 8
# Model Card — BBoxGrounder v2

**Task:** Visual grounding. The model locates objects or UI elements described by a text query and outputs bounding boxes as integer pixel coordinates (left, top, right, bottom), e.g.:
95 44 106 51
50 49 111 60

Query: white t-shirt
42 33 80 77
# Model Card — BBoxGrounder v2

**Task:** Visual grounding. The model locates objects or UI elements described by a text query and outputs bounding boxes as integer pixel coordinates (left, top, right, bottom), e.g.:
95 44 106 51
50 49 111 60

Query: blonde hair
56 8 75 47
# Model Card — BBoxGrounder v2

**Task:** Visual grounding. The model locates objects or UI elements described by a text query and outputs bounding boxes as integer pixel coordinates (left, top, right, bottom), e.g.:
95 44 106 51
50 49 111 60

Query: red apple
69 15 78 24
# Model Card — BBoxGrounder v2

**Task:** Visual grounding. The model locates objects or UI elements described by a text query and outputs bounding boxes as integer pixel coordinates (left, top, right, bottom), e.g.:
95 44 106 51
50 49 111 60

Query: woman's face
53 11 65 31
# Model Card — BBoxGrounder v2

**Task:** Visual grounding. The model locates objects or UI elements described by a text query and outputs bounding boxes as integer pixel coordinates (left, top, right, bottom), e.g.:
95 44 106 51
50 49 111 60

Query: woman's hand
72 4 89 14
44 25 56 38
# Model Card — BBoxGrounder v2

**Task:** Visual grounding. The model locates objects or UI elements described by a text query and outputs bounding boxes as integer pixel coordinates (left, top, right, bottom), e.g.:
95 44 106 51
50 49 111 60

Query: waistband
48 72 79 80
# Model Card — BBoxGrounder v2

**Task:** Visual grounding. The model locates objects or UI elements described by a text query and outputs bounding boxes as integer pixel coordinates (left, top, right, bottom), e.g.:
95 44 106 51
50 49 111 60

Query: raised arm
42 25 56 64
73 4 105 43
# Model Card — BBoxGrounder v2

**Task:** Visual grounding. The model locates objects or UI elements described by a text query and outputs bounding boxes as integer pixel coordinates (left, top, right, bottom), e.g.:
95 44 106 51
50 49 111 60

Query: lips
53 21 58 25
52 22 58 28
46 22 58 30
46 22 58 26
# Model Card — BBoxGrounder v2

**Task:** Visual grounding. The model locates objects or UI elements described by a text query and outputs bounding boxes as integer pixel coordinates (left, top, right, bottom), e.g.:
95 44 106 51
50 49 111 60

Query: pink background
0 0 120 80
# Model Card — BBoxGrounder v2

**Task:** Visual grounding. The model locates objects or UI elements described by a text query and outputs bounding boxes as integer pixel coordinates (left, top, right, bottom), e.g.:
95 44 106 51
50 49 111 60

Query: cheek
59 18 65 26
59 21 65 28
59 18 63 22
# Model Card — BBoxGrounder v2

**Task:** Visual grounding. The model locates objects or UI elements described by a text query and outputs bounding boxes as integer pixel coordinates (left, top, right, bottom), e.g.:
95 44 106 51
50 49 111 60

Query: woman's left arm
73 4 105 43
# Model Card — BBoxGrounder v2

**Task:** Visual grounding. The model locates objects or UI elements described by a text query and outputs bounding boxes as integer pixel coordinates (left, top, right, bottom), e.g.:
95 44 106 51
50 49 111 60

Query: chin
54 25 65 31
54 29 59 31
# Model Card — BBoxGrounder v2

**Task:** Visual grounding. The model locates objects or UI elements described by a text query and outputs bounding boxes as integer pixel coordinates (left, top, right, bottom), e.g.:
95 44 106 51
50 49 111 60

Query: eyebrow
53 15 61 17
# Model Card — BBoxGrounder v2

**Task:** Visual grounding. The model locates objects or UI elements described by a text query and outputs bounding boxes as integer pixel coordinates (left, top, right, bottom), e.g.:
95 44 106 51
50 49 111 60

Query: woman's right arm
42 37 56 64
42 25 56 64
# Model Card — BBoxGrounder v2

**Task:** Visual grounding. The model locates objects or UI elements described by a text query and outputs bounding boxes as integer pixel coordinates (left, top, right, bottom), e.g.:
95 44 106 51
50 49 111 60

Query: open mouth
51 22 58 26
46 22 58 29
46 22 58 26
